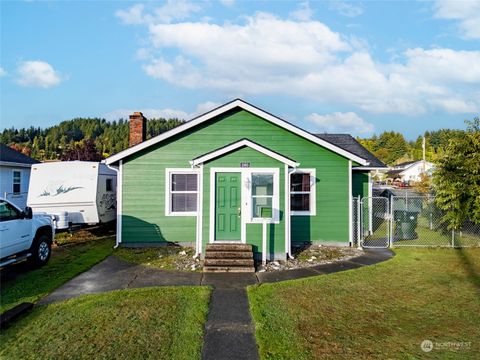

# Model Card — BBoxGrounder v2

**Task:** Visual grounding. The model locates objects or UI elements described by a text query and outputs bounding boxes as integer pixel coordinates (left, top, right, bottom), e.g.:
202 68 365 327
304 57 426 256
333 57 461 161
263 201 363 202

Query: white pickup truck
0 198 55 268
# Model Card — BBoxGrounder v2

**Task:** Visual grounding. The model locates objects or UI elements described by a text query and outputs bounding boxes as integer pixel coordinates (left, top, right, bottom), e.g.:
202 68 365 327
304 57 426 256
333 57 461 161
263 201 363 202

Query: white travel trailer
27 161 116 230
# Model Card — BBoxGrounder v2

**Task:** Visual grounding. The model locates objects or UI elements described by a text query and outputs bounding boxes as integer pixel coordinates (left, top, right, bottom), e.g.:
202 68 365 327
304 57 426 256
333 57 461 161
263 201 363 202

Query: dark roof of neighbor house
386 169 403 178
379 188 423 197
0 144 40 165
314 134 387 168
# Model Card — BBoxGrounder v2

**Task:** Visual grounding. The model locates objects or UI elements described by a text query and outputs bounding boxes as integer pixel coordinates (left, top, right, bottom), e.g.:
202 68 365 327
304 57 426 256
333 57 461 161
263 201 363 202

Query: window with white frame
251 173 274 219
166 170 198 215
13 171 21 194
290 169 316 215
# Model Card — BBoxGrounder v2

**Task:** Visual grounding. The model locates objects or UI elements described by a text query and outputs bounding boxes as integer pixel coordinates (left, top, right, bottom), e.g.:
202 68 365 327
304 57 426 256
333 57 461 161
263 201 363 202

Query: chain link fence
355 195 480 248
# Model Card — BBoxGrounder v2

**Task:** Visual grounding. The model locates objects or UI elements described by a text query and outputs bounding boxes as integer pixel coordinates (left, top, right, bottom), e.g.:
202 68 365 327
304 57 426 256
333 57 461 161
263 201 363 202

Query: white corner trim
114 160 123 247
195 164 204 256
165 168 201 217
348 160 353 245
190 139 299 168
290 168 316 216
285 164 292 257
105 99 368 166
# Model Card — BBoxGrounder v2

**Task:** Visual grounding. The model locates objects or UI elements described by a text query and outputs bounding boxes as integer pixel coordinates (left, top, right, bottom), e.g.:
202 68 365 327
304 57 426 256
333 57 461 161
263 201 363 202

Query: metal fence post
451 229 455 248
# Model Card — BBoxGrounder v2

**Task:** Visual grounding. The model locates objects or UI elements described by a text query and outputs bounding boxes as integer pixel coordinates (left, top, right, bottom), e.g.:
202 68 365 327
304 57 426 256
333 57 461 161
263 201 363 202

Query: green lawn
0 287 211 360
248 248 480 359
1 237 114 312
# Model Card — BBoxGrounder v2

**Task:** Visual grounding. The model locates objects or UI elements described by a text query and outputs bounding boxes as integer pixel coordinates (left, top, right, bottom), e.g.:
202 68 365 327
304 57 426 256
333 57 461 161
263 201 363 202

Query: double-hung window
13 171 21 194
251 174 274 219
290 169 316 215
166 170 198 216
250 170 279 223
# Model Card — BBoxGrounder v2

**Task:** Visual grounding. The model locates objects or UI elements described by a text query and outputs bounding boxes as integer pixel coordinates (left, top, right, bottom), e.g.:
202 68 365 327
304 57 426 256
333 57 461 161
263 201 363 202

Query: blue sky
1 0 479 139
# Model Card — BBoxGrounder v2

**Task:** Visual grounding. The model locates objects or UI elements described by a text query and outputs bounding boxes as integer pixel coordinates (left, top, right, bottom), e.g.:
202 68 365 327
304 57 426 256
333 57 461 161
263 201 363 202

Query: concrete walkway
38 249 394 360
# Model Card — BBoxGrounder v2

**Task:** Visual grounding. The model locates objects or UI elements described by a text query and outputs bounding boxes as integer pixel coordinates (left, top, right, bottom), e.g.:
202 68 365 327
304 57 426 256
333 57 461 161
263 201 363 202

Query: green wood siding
121 109 351 251
352 172 369 199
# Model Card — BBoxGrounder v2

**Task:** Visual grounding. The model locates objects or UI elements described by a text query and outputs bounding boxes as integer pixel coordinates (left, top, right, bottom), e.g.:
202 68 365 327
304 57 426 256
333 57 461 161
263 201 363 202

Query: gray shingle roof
0 144 40 165
314 134 386 168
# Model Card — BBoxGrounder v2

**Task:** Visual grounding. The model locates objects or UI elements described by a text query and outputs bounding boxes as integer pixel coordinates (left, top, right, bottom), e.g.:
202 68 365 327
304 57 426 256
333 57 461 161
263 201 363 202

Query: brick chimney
129 112 147 147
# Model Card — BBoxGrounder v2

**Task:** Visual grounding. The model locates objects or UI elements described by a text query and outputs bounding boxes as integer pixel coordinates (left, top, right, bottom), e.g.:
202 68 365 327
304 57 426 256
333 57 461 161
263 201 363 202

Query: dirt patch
115 245 202 271
259 245 363 272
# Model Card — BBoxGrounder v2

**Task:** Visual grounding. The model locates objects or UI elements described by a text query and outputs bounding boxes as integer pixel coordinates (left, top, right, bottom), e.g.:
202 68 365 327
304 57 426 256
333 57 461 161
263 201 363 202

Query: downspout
106 161 121 249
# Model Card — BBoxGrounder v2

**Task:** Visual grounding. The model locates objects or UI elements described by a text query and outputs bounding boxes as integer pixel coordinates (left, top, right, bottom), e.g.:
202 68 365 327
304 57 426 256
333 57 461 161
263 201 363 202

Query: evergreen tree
433 118 480 229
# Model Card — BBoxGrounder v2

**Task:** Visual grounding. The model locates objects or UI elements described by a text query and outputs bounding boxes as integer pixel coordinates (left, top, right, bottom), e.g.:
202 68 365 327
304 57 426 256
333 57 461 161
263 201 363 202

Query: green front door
215 172 241 241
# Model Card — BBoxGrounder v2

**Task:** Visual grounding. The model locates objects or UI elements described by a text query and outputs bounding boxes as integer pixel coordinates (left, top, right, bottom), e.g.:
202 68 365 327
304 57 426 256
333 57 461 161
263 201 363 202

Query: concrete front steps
204 244 255 273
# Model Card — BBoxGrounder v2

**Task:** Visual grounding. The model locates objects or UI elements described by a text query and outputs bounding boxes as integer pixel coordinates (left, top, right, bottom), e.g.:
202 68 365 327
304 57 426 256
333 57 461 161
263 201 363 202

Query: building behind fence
353 195 480 248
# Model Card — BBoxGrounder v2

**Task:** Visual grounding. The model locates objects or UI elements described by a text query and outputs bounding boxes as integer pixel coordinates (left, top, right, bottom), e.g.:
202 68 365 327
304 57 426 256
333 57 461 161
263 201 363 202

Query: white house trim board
285 164 292 257
106 99 368 166
348 160 353 246
165 168 201 217
195 164 204 256
0 161 33 168
208 167 281 245
190 139 299 168
117 160 123 246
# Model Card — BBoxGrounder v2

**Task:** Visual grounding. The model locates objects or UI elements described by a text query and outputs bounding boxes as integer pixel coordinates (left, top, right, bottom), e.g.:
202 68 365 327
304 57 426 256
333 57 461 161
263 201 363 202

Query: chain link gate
359 196 390 248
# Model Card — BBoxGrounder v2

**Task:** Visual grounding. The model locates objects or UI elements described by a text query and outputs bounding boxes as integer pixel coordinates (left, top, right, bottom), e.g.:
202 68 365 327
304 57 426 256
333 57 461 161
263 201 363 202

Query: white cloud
329 1 364 18
434 0 480 39
428 98 478 113
16 60 61 88
306 112 374 135
115 4 148 25
290 2 313 21
219 0 235 6
115 1 201 25
117 7 480 116
103 101 221 121
0 67 7 77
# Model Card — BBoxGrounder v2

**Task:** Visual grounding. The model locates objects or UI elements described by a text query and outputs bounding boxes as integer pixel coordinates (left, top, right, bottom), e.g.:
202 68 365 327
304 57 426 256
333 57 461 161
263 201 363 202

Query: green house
106 99 385 260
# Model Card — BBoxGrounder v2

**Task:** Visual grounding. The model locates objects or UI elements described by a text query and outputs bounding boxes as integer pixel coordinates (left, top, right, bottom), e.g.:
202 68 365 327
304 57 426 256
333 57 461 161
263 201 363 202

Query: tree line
0 116 470 165
0 117 184 161
357 128 465 165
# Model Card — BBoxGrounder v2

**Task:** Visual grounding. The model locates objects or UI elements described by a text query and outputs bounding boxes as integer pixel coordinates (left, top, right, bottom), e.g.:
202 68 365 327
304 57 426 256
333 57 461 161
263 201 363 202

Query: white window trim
12 170 21 194
249 169 280 224
165 168 200 217
290 168 316 216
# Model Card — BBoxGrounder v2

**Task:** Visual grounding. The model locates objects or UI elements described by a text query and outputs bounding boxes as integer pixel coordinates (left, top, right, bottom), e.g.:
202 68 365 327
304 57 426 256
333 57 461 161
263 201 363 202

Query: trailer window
106 178 113 192
166 170 198 216
13 171 21 194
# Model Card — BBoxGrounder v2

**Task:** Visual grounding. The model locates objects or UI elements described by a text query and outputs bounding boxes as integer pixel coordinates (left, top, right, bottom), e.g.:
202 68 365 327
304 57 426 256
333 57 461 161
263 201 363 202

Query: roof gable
106 99 368 166
190 138 300 168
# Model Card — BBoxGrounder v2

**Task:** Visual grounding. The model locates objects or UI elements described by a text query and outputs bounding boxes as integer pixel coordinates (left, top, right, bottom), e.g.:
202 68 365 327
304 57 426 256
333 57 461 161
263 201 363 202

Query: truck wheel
29 234 51 267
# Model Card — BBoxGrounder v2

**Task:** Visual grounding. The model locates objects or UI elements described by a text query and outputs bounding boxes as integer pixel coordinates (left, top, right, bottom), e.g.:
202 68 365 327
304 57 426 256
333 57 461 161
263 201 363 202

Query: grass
0 286 211 360
248 248 480 359
114 245 201 271
0 237 114 312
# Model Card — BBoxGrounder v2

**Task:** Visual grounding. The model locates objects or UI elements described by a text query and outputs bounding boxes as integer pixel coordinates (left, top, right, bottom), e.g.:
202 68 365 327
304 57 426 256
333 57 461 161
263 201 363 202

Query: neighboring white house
0 144 40 209
387 160 435 183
